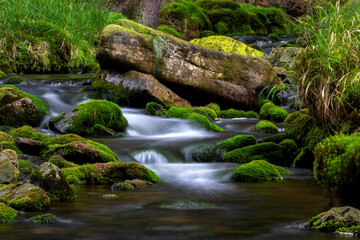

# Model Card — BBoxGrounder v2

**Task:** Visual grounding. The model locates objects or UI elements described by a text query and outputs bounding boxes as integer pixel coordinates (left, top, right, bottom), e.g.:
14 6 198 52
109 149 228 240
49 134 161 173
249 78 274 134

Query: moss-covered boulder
111 182 135 191
145 102 168 116
253 120 278 133
0 85 48 127
9 126 50 141
191 144 225 162
284 109 325 147
222 142 283 164
220 109 246 118
49 155 79 169
92 70 190 108
41 134 120 164
165 107 223 131
217 135 256 152
61 162 160 185
259 101 288 122
96 19 279 107
232 160 292 182
0 150 20 184
30 213 59 223
190 36 265 58
49 100 128 136
29 162 75 201
0 183 50 211
307 206 360 235
314 134 360 199
0 202 17 223
0 149 18 169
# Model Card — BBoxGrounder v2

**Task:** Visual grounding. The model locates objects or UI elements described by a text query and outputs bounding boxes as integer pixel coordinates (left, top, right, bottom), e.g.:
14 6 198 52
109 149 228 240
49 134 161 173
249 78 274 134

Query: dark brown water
0 75 343 240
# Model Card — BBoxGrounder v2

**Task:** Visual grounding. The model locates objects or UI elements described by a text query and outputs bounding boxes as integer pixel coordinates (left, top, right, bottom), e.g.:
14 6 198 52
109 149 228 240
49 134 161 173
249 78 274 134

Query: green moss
253 120 278 133
200 30 215 37
0 132 13 143
245 111 259 119
18 159 34 170
292 146 313 168
0 61 13 74
49 155 78 169
9 126 50 141
158 25 182 39
165 107 223 131
268 33 280 42
145 102 167 116
190 36 264 58
217 135 256 152
82 63 100 74
101 194 118 199
61 162 160 185
222 142 283 164
232 160 285 182
0 71 5 78
259 102 288 123
53 100 128 136
278 139 298 166
30 213 59 223
205 103 221 116
193 107 217 119
111 182 135 191
220 109 246 118
191 144 225 162
4 76 28 84
0 202 17 223
41 134 120 164
314 133 360 197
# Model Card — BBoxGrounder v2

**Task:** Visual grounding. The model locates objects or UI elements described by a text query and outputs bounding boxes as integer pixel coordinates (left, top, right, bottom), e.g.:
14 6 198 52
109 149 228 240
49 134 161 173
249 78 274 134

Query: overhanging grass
0 0 124 72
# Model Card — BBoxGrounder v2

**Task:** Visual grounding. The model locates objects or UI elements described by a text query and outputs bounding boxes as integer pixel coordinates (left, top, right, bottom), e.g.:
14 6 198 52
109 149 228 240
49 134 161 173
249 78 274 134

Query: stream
0 74 341 240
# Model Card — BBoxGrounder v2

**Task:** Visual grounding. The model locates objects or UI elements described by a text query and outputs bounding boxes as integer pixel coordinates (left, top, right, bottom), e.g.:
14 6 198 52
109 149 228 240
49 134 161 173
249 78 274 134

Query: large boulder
49 100 128 136
0 150 20 184
96 19 279 107
92 70 190 108
29 162 75 201
41 134 120 164
0 86 47 127
0 183 50 211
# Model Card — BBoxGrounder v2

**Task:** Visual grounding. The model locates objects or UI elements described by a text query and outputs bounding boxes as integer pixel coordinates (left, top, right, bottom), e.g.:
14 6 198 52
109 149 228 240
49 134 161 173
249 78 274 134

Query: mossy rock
260 132 289 144
61 162 160 185
145 102 167 116
232 160 292 182
279 139 298 166
191 144 225 162
292 146 313 168
222 142 283 164
0 85 48 127
0 61 13 74
0 155 20 184
29 162 75 201
308 206 360 235
165 107 223 131
253 120 278 133
284 109 325 147
190 36 264 58
49 155 79 169
205 103 221 116
0 183 50 211
193 107 217 120
18 159 34 170
3 76 29 85
268 33 280 42
9 126 50 141
259 102 288 123
101 194 119 199
217 135 256 152
30 213 59 223
41 134 120 164
0 202 17 223
111 182 135 191
158 25 182 39
220 109 246 118
245 111 259 119
49 100 128 136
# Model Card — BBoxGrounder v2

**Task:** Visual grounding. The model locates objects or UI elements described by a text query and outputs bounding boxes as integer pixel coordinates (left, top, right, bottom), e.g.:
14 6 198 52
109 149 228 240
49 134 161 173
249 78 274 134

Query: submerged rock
96 19 279 107
30 213 59 223
125 179 152 189
307 206 360 236
92 70 190 108
49 100 128 136
41 134 120 164
0 183 50 211
111 182 135 191
29 162 75 201
0 86 47 127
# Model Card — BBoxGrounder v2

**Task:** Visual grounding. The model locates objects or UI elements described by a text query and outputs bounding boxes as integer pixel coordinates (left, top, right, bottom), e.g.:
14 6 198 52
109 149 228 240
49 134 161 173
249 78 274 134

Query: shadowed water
0 75 340 240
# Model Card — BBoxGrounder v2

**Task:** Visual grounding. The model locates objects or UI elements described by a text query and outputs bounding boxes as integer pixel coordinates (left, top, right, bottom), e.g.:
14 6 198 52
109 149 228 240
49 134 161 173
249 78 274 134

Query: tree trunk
110 0 163 29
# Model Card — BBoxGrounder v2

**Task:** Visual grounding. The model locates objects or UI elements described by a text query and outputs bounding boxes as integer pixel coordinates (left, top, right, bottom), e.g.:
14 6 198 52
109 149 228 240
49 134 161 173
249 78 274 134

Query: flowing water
0 75 341 240
232 36 298 54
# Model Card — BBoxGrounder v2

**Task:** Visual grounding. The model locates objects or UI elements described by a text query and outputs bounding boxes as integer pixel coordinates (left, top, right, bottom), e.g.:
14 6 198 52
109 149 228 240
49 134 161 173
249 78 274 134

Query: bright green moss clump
61 162 160 185
220 109 246 118
165 107 223 131
0 202 17 223
190 36 264 57
41 134 120 164
259 102 288 123
232 160 292 182
50 100 128 136
217 135 256 152
254 120 278 133
9 126 50 141
314 134 360 198
18 160 34 170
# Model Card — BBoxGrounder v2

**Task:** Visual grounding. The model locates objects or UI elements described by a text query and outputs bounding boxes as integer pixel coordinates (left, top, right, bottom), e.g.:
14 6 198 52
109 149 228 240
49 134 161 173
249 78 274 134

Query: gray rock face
96 19 279 107
266 47 304 70
0 150 20 184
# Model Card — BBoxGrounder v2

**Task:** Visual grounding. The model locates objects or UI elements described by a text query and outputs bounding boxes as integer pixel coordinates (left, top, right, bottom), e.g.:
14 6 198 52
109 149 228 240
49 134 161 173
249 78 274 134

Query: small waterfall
133 150 169 164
